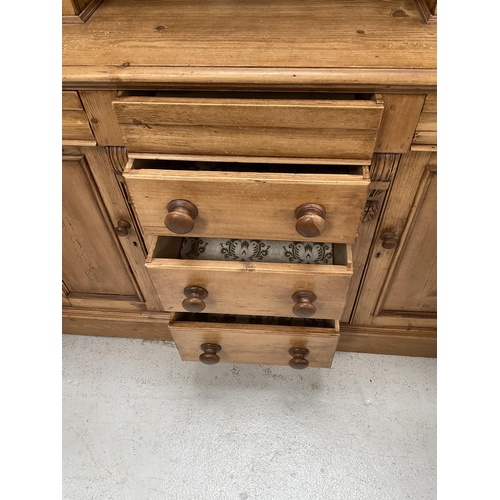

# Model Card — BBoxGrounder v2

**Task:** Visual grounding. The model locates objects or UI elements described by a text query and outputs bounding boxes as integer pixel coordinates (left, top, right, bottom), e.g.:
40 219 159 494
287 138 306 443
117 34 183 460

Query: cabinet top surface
62 0 437 90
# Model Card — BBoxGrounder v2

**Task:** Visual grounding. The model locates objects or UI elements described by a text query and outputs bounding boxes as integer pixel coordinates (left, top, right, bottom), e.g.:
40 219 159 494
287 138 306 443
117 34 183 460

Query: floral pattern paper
179 238 333 264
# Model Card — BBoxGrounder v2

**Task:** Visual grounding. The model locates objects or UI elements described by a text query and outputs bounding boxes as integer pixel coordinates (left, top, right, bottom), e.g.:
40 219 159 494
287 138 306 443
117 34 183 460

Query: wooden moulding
63 67 437 93
62 0 104 24
61 309 435 359
62 308 173 340
413 0 437 24
338 324 437 358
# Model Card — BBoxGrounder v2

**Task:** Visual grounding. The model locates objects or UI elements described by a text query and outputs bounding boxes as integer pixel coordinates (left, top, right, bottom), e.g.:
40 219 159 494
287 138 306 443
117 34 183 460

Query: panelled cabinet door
352 151 436 328
62 147 162 311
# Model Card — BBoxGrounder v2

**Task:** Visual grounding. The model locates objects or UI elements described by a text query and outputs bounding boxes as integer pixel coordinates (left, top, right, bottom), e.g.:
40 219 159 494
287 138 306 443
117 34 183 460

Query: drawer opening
129 158 365 176
118 90 379 103
172 312 337 329
150 236 352 269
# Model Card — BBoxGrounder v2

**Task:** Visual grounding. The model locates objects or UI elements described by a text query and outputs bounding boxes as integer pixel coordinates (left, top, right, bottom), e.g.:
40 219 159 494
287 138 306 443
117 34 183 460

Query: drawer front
113 95 384 161
169 313 340 368
62 91 96 144
124 160 370 243
146 237 353 320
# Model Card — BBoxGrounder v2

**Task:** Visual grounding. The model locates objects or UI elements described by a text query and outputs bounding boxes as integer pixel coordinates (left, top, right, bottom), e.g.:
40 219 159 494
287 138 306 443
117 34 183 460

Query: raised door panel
62 154 144 310
352 151 437 328
380 174 436 314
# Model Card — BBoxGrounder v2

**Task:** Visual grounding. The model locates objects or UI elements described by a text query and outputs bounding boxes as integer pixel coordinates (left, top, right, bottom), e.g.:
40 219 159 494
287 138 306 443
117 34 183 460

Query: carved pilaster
107 146 129 176
362 154 400 223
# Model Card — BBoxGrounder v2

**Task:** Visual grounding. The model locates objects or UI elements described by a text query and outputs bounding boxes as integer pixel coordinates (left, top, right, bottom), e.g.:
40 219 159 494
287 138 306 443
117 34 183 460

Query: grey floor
62 335 437 500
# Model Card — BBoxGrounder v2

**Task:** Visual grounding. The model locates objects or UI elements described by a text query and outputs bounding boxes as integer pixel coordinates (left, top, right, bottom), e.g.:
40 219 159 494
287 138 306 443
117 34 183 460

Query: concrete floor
62 335 437 500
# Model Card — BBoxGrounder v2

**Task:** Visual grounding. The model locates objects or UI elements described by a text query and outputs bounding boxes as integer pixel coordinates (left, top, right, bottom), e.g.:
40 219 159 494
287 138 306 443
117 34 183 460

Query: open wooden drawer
113 91 384 162
146 235 353 319
123 159 370 244
169 312 340 369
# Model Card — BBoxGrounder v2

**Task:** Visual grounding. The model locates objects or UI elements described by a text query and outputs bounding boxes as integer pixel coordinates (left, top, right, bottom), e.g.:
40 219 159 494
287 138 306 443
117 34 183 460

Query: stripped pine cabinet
62 0 437 364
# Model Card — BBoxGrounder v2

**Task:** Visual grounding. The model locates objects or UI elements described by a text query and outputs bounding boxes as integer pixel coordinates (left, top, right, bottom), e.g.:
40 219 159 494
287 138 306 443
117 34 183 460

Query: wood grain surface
62 0 437 90
62 156 140 301
62 92 96 144
412 94 437 148
146 237 353 319
63 308 172 340
113 95 383 160
124 161 370 243
169 313 339 368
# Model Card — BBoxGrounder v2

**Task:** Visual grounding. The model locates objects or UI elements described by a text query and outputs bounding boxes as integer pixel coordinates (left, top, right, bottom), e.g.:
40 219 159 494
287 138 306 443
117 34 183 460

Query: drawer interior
173 312 337 329
118 90 378 103
129 158 366 176
149 236 352 269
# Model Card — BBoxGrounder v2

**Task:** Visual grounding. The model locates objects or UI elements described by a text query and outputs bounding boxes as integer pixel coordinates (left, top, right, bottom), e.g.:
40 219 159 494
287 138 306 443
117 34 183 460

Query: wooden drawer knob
199 343 221 365
295 203 326 237
289 348 310 369
114 220 131 236
182 286 208 312
380 231 399 249
292 290 317 318
164 199 198 234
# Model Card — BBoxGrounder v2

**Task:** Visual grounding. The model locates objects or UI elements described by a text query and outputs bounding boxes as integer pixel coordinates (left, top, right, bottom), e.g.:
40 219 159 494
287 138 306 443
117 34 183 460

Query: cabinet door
62 147 162 311
352 151 436 328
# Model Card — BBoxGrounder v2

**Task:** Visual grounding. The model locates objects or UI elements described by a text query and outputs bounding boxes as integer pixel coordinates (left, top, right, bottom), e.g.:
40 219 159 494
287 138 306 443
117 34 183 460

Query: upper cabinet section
62 0 437 91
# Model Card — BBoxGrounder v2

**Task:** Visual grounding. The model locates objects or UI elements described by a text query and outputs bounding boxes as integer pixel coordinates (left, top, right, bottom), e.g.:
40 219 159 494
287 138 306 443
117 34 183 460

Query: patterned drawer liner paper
179 238 333 265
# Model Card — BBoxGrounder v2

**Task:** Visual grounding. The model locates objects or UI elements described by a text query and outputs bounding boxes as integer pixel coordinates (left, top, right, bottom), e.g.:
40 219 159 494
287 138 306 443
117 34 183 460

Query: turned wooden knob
114 220 131 236
289 348 310 369
182 286 208 312
380 231 399 250
199 343 221 365
292 290 317 318
164 199 198 234
295 203 326 237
